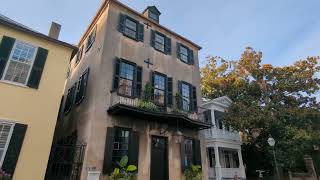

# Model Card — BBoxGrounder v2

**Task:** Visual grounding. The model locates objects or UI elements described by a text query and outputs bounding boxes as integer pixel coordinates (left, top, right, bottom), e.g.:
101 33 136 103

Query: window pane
112 129 130 168
155 33 165 52
149 12 158 21
181 83 190 111
125 19 137 39
120 62 134 80
119 79 133 96
0 123 13 164
154 89 165 105
3 41 36 84
184 139 193 167
154 74 165 90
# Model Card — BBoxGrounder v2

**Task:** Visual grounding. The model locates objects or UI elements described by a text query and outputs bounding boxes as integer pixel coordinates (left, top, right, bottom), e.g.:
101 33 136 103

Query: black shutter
136 66 142 97
27 47 48 89
167 77 173 106
118 14 126 33
138 23 144 42
113 58 121 90
192 86 198 112
165 37 171 55
150 30 155 47
150 71 155 100
177 81 182 110
193 139 202 166
204 110 212 124
128 131 140 168
0 36 15 78
75 76 82 104
188 49 194 65
180 137 186 171
2 123 27 175
76 68 90 105
103 127 115 174
176 42 181 59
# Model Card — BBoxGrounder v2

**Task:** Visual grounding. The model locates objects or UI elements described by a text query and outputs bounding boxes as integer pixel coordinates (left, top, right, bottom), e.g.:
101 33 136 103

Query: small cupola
142 6 161 23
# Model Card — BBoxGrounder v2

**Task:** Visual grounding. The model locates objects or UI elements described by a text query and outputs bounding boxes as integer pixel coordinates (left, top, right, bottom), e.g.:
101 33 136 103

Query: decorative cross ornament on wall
144 58 153 68
144 22 152 29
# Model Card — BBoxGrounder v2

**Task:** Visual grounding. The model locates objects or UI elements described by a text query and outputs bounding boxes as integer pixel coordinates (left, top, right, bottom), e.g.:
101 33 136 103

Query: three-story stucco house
50 0 212 180
202 96 246 180
0 14 77 180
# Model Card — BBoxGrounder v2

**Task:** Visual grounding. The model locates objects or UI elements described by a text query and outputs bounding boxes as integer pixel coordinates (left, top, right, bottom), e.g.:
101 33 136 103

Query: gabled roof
142 6 161 15
202 96 233 107
0 14 78 55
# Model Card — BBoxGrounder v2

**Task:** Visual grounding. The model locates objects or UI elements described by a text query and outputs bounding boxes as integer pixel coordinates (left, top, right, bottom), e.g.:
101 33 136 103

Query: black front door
150 136 168 180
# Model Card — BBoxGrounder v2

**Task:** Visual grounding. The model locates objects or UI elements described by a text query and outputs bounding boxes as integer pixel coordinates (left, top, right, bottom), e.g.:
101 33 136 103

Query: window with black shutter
64 83 76 114
167 77 173 106
112 58 142 98
176 42 194 65
75 46 83 65
152 72 166 105
103 127 139 174
0 36 48 89
1 122 27 176
86 26 97 52
75 68 90 105
118 14 144 42
181 138 202 171
151 30 171 55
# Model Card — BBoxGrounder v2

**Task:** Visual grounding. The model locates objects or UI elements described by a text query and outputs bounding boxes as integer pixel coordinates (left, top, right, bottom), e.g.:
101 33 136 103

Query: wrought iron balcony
107 85 212 130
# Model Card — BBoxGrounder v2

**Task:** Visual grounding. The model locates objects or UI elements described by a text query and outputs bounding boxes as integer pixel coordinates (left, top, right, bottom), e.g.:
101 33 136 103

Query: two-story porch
202 96 246 180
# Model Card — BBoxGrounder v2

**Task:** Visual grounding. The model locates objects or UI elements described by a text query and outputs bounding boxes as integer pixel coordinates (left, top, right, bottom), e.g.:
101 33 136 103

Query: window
2 41 37 85
0 122 14 167
119 62 135 96
124 18 137 39
86 26 96 52
181 83 190 111
75 68 90 105
155 33 165 52
207 147 216 168
184 139 194 167
76 46 83 65
221 150 239 168
149 11 159 22
179 45 189 63
64 84 76 114
153 73 166 105
214 110 224 129
112 128 130 168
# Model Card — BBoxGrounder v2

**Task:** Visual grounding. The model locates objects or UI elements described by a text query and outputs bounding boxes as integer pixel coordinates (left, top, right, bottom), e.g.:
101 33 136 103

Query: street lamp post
268 137 281 180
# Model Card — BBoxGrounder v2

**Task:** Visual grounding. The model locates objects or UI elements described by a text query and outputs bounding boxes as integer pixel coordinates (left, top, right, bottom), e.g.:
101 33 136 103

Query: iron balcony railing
109 85 212 125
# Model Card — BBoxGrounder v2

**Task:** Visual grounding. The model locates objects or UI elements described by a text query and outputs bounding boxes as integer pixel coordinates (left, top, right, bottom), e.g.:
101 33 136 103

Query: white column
215 146 222 180
237 149 245 178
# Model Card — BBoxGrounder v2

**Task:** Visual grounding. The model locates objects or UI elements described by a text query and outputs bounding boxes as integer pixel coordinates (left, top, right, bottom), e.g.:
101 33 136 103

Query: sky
1 0 320 67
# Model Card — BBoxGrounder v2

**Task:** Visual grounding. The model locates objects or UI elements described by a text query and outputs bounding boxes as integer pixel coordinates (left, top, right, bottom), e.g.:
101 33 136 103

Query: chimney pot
48 22 61 39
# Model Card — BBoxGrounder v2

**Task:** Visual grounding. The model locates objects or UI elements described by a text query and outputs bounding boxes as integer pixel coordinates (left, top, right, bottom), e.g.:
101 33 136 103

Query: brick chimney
48 22 61 39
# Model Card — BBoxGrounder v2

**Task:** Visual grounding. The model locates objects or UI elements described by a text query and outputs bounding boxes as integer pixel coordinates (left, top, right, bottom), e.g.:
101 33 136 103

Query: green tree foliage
201 47 320 172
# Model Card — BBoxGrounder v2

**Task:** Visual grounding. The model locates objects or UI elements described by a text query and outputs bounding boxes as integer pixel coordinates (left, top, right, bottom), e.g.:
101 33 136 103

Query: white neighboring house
202 96 246 180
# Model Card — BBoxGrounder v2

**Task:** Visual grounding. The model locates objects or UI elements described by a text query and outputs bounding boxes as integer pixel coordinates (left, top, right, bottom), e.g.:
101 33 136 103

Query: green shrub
184 164 202 180
108 156 137 180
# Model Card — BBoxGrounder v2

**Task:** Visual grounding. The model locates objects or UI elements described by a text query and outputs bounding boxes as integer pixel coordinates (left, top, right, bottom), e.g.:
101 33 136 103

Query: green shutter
193 139 202 167
192 86 198 112
128 131 140 168
118 14 126 33
165 37 171 55
180 137 186 172
150 30 155 47
113 58 121 90
76 68 90 105
138 23 144 42
135 66 142 97
0 36 15 78
103 127 115 174
177 81 182 110
2 123 27 176
167 77 173 107
27 47 48 89
176 42 181 59
150 71 155 100
188 49 194 65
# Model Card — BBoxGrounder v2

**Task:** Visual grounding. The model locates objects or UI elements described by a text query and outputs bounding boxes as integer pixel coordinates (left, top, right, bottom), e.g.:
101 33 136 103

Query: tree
201 47 320 174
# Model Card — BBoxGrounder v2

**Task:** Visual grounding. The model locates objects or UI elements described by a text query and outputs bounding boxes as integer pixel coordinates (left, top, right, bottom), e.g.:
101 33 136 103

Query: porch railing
204 128 241 142
109 85 212 124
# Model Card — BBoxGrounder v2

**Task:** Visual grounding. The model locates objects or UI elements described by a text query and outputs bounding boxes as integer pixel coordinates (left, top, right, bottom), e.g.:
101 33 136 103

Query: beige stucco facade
56 0 209 180
0 24 75 180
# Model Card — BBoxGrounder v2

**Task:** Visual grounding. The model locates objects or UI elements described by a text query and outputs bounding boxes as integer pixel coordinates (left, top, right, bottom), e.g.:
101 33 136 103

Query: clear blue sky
1 0 320 67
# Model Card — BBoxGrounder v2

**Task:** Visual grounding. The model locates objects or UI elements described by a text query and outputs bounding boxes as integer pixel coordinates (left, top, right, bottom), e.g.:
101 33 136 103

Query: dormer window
149 11 159 22
143 6 161 23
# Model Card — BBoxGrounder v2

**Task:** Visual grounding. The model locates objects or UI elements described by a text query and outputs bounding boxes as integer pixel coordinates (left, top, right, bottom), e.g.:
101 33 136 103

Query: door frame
150 135 169 180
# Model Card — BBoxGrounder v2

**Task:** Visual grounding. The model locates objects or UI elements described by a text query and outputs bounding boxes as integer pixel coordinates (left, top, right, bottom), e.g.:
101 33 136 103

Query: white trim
1 40 38 86
0 120 15 168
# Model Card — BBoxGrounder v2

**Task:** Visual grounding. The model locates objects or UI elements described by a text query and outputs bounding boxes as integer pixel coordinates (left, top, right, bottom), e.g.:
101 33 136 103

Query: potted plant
0 170 11 180
184 164 202 180
108 156 137 180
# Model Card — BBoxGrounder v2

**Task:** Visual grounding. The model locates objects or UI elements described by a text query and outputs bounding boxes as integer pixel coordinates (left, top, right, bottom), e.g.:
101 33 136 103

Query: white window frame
1 40 38 86
0 121 15 168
